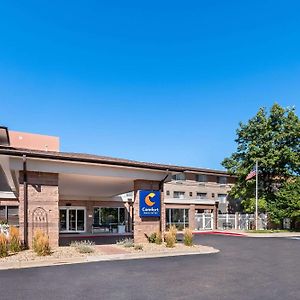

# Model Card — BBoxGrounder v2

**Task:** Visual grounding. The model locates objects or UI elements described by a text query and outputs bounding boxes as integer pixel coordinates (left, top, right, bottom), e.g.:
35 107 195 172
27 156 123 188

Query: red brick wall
19 172 59 248
133 180 164 243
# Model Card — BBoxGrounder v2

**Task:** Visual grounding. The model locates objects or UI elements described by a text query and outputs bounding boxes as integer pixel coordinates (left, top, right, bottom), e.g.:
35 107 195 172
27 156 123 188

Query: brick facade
133 180 164 243
19 171 59 247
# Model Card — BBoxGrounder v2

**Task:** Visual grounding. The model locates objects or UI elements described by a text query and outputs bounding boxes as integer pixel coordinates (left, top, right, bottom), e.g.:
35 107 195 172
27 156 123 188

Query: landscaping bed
0 245 106 263
115 242 214 254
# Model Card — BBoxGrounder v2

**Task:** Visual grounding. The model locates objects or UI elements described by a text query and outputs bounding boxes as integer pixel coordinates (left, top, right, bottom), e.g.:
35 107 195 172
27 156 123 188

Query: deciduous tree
222 103 300 223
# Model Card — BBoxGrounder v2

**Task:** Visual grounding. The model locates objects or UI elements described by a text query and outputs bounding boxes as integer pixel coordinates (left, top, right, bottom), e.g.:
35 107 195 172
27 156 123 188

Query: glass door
68 209 77 231
59 207 86 232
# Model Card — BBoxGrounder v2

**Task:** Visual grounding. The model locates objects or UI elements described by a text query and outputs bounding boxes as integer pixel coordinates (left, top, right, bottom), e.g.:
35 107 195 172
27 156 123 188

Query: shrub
70 240 95 253
183 228 193 246
134 244 143 251
165 231 176 248
0 233 8 257
155 232 162 245
147 232 157 243
32 229 51 256
9 226 21 253
117 238 134 248
169 225 177 241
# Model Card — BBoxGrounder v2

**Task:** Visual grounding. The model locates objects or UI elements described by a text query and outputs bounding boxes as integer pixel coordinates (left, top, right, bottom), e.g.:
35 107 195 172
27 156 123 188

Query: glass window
59 207 85 232
217 176 227 184
196 174 207 182
93 207 125 227
196 192 207 199
0 206 6 223
59 209 67 231
0 206 19 226
172 173 186 181
166 208 189 230
217 194 227 203
7 206 19 226
173 191 185 199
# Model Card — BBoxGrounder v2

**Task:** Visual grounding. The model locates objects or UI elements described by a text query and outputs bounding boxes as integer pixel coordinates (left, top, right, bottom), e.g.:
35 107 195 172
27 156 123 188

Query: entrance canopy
0 147 186 200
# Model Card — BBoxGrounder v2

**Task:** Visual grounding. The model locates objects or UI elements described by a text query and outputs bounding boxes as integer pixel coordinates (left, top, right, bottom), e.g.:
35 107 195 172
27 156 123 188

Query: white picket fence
217 213 268 230
194 213 268 231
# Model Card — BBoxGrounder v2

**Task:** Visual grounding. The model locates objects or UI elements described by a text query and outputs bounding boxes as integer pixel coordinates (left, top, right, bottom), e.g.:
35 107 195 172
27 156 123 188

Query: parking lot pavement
0 235 299 300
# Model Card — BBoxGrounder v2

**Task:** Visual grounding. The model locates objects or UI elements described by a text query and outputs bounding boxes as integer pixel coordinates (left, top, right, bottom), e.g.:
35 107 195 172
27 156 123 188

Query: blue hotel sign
139 190 161 217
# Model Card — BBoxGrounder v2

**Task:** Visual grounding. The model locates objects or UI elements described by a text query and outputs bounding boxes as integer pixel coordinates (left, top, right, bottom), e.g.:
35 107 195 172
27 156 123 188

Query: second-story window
172 173 186 181
196 174 207 182
196 192 207 199
217 194 227 203
174 191 185 199
217 176 227 184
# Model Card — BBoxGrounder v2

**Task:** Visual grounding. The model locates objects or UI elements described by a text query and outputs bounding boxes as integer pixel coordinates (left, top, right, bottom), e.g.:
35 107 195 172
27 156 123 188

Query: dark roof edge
0 146 232 176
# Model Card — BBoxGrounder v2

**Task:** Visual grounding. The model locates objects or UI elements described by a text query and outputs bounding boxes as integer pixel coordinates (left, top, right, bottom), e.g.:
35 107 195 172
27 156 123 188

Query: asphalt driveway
0 235 299 300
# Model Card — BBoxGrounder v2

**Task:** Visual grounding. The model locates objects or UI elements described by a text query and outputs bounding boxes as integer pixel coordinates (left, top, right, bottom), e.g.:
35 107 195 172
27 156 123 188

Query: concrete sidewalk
194 229 300 238
0 246 219 271
245 231 300 238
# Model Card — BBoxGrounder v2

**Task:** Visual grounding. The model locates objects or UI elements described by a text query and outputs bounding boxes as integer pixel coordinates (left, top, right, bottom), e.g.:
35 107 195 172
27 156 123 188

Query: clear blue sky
1 1 300 170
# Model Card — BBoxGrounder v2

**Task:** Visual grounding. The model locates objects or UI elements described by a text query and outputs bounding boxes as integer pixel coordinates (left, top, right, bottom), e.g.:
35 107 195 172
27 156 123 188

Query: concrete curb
245 232 300 238
0 247 219 271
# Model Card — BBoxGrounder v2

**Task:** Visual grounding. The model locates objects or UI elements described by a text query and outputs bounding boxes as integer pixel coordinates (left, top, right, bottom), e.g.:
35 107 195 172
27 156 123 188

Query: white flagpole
255 160 258 230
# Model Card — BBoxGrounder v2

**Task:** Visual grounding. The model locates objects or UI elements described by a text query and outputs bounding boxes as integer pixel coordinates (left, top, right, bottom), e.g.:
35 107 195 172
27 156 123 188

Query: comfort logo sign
139 190 161 217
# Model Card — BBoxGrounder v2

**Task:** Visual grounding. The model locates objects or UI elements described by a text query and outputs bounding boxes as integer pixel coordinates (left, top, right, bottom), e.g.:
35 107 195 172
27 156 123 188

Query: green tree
270 178 300 226
222 103 300 220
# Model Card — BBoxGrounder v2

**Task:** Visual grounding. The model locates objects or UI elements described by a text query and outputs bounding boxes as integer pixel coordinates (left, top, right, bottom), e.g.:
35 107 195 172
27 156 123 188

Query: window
166 190 170 196
217 194 227 203
212 193 215 198
0 206 19 226
166 208 189 230
189 192 193 197
196 174 207 182
196 192 207 199
217 176 227 184
172 173 186 181
173 191 185 199
93 207 125 233
59 207 86 232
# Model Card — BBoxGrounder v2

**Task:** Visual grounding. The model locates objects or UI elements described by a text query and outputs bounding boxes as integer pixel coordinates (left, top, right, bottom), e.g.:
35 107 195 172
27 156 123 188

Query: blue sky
1 0 300 169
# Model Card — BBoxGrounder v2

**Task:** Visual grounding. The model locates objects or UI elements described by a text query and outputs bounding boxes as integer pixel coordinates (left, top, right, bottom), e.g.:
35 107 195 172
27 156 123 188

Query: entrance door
59 207 86 232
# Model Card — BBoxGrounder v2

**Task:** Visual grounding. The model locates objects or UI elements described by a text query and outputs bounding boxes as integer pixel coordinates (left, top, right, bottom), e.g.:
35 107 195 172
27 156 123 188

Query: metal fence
194 213 268 231
195 213 214 230
217 213 268 230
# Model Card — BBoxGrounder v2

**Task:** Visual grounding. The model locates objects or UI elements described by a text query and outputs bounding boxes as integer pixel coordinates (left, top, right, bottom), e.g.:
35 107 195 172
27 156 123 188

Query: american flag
246 168 256 180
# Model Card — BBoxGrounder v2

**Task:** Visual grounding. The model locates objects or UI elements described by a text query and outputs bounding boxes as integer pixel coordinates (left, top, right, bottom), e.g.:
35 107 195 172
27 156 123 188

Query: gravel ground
115 242 214 253
0 246 105 263
0 242 214 264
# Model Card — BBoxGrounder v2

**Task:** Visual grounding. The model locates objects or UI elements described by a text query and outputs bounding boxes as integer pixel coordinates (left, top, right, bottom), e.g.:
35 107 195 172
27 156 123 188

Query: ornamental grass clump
0 233 8 258
9 226 21 253
117 238 134 248
169 225 177 241
165 231 176 248
32 229 51 256
70 240 95 254
155 232 162 245
183 228 193 246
